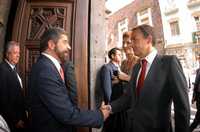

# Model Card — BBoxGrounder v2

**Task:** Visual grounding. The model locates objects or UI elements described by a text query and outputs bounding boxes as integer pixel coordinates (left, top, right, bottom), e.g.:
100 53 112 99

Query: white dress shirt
136 48 157 86
41 52 62 74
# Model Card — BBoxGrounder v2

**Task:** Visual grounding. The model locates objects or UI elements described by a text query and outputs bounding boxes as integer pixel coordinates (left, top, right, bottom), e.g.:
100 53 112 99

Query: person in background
190 67 200 132
100 47 128 132
63 60 78 132
0 41 27 132
28 27 110 132
108 24 190 132
63 61 78 107
118 31 139 83
121 31 139 76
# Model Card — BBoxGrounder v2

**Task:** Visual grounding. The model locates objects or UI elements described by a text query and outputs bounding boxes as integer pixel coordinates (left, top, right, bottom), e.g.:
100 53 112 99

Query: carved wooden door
12 0 89 131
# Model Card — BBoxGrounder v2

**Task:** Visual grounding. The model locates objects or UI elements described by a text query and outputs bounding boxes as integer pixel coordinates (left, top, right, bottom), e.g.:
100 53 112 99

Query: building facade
106 0 164 54
159 0 200 82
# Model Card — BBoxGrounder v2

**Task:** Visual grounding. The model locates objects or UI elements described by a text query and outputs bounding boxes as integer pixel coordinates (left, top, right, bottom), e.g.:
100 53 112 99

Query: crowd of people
0 24 199 132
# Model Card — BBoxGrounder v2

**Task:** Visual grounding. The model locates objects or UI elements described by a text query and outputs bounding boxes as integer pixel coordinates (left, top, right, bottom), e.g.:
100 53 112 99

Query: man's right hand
100 102 111 121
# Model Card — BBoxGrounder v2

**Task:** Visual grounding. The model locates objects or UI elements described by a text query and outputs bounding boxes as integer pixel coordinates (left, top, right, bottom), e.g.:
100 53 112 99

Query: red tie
59 67 65 81
136 59 147 96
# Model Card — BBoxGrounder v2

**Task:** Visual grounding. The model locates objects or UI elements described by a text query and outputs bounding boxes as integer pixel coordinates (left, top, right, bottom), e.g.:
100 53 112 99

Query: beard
54 48 68 63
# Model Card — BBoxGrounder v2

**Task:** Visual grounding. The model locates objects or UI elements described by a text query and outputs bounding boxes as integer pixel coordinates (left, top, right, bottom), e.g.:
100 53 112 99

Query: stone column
90 0 106 131
0 0 12 61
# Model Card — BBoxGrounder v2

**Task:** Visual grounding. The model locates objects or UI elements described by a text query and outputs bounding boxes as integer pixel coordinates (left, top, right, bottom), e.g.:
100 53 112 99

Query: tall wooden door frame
11 0 90 126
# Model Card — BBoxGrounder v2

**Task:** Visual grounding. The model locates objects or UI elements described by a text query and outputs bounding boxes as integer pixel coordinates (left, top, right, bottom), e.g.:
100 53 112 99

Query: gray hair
5 41 20 53
3 41 20 59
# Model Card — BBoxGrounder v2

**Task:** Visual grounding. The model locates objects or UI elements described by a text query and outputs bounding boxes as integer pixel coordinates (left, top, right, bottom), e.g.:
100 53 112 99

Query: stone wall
90 0 107 131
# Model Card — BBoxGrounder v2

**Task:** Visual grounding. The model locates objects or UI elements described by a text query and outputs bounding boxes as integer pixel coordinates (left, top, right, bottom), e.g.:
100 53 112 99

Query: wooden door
12 0 89 131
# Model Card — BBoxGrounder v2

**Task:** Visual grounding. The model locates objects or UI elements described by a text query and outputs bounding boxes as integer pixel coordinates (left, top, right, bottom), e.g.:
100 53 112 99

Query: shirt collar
111 61 119 67
143 47 157 64
5 59 15 70
42 52 61 72
111 61 121 71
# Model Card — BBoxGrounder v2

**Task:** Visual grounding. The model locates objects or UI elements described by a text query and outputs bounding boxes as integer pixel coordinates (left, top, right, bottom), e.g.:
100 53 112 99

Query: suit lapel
4 61 14 73
3 61 22 88
130 63 141 100
40 55 64 83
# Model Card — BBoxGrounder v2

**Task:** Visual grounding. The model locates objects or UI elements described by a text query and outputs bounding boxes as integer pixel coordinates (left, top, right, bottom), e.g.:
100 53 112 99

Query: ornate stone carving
27 49 40 71
28 7 66 40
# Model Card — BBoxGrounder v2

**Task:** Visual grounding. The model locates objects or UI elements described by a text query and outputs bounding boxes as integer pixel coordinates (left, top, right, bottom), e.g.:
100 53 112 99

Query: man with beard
28 27 110 132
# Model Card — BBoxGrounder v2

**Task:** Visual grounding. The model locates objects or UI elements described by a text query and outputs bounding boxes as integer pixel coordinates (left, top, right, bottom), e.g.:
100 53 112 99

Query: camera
113 70 119 76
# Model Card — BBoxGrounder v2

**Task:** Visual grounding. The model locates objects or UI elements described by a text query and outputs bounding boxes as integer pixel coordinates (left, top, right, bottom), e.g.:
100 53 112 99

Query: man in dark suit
190 68 200 132
0 41 27 132
107 24 190 132
28 27 110 132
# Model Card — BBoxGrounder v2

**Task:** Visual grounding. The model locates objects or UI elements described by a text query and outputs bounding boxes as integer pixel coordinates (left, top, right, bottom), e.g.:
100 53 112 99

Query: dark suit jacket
63 61 78 106
28 55 103 132
0 61 26 130
111 55 190 132
194 68 200 93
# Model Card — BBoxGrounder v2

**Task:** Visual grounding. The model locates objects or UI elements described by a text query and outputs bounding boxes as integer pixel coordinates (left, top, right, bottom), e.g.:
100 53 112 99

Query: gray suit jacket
111 55 190 132
100 62 119 104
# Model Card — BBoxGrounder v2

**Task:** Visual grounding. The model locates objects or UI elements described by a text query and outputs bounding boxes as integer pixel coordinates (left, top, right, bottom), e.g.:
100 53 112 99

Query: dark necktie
136 59 147 96
13 67 17 72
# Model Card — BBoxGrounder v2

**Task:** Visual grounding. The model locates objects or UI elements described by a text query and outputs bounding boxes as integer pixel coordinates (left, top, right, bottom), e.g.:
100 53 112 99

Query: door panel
12 0 89 131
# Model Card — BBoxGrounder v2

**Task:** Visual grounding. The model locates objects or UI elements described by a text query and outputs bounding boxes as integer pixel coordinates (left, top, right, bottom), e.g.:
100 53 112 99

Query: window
137 8 153 26
140 17 149 25
194 16 200 30
117 18 128 47
170 21 180 36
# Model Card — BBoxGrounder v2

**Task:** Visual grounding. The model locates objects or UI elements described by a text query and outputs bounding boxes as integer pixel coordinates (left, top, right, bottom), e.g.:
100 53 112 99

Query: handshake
99 102 112 121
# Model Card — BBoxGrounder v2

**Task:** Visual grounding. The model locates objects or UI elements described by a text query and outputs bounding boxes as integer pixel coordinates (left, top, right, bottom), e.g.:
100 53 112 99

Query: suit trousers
190 92 200 132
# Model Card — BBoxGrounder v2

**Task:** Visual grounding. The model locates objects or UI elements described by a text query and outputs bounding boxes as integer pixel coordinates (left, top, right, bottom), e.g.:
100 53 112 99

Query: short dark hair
40 27 67 52
132 24 156 46
108 47 121 59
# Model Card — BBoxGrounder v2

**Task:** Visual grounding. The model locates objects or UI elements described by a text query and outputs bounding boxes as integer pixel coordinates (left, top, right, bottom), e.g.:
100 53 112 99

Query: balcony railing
164 6 178 16
187 0 200 8
192 30 200 43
